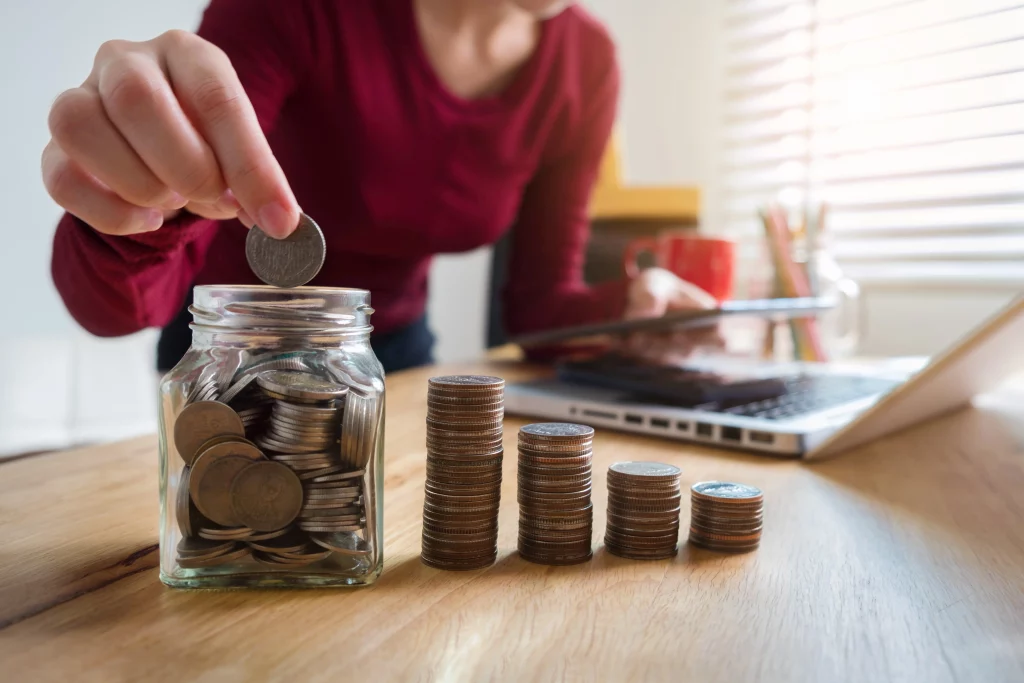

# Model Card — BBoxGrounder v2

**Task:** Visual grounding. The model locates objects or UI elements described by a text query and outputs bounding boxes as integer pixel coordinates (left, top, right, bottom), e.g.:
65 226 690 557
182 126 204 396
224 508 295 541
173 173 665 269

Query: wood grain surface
1 360 1023 683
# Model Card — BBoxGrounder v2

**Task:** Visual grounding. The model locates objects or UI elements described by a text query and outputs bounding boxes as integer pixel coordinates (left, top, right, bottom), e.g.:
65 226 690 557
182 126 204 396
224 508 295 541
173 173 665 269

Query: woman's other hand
621 267 726 363
41 30 298 238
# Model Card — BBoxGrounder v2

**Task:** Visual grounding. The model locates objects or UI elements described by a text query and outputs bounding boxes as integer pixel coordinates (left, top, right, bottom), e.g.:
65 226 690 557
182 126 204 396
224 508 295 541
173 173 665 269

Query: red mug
623 233 736 301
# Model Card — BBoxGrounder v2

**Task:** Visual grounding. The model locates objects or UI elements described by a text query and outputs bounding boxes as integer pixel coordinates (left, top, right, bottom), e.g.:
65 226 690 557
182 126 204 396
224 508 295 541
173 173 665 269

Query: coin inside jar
230 461 304 531
174 401 245 465
256 370 349 402
310 532 372 556
244 212 326 288
189 440 265 526
177 467 193 536
176 536 237 559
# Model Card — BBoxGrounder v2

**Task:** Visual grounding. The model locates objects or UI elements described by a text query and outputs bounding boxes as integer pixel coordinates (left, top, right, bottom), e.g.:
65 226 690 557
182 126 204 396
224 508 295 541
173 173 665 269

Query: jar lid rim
194 285 370 296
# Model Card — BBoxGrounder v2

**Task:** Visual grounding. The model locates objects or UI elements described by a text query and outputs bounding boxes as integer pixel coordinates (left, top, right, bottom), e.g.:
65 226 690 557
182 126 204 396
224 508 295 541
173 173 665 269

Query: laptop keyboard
703 375 897 420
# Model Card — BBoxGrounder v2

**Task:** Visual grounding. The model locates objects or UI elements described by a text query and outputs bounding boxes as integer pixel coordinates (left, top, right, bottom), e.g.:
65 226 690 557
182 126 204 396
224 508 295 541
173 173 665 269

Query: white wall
0 1 210 456
584 0 726 228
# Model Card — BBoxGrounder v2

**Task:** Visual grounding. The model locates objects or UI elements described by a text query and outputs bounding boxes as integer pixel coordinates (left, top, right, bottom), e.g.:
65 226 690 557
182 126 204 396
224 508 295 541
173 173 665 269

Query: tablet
512 297 834 347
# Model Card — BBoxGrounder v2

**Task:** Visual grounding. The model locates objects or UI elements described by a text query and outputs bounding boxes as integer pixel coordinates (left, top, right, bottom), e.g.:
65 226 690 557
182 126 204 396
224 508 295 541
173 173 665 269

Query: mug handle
623 238 659 278
833 276 862 355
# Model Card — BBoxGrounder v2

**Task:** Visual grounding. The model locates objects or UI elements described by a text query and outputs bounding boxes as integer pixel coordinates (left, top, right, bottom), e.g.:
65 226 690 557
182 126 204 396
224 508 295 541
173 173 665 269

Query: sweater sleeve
500 31 629 337
50 0 314 337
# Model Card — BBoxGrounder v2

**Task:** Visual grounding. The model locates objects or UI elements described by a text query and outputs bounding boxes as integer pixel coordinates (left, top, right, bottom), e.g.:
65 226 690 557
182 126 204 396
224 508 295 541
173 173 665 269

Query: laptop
505 296 1024 459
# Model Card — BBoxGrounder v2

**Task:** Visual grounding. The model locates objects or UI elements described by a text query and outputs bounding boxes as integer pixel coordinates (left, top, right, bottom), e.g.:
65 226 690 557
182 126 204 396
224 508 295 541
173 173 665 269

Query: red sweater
51 0 628 338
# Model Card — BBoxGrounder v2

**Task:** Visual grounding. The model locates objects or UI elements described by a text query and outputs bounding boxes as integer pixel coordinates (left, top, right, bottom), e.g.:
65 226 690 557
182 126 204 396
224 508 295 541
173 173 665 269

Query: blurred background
0 0 1021 456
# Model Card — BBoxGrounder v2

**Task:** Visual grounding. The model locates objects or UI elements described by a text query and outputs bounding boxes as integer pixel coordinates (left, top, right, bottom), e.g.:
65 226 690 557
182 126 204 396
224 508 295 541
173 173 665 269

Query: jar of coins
157 285 385 588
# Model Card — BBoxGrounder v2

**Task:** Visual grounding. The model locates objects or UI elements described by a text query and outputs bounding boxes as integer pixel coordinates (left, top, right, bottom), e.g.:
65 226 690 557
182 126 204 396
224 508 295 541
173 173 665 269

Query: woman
43 0 714 372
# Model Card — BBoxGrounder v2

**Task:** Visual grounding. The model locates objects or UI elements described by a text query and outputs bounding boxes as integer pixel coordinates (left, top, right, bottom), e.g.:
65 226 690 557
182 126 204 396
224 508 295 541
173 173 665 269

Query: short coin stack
420 375 505 571
604 462 682 560
688 481 764 553
517 423 595 565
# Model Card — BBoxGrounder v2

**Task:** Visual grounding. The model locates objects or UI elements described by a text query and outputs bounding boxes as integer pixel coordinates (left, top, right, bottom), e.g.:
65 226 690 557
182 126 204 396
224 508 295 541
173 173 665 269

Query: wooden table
2 360 1023 682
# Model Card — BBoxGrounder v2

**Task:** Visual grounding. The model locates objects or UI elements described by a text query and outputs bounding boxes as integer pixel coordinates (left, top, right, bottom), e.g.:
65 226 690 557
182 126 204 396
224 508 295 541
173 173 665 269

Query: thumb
665 278 718 310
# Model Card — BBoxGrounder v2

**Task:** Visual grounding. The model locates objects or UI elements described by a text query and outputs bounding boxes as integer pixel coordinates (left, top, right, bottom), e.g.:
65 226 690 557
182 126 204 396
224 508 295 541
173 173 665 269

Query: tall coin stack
604 462 682 560
517 423 595 565
421 375 505 571
688 481 764 553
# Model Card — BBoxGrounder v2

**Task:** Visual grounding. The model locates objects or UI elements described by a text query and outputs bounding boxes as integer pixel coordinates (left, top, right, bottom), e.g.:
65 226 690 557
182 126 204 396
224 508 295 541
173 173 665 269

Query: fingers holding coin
42 30 296 238
160 30 297 238
41 140 165 236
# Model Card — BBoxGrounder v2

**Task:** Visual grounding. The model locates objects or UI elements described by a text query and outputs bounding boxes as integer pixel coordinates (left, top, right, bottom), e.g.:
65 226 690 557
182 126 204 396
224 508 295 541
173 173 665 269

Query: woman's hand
41 30 298 238
621 267 725 363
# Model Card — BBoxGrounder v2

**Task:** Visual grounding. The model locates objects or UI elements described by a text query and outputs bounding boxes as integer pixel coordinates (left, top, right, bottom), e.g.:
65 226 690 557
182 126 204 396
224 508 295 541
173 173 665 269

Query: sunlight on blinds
722 0 1024 284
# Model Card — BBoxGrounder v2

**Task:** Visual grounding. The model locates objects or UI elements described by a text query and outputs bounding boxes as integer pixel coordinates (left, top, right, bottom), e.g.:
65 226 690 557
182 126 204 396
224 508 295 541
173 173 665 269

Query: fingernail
162 192 188 210
257 202 294 239
140 209 164 232
216 189 241 212
237 208 255 228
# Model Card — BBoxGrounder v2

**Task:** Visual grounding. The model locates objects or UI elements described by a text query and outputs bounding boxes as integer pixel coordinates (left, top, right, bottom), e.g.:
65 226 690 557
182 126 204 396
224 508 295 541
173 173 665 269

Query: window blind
722 0 1024 286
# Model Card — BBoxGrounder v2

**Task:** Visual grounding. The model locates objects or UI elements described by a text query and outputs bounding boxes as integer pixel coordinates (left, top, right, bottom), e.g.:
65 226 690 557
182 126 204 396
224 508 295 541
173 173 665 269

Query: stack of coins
234 390 273 437
517 423 595 565
298 469 365 535
176 537 252 569
341 387 378 469
219 355 314 438
249 529 333 567
420 375 505 571
688 481 764 553
255 371 346 455
246 371 368 537
604 462 682 560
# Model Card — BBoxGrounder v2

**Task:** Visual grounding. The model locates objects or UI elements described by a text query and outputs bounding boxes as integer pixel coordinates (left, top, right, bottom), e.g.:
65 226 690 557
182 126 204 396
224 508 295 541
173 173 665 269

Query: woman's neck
418 0 525 34
413 0 542 100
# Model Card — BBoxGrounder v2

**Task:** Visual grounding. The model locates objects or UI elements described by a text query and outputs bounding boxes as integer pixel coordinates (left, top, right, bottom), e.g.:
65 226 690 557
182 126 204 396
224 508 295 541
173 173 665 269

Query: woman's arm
500 35 627 337
47 0 313 336
502 30 717 350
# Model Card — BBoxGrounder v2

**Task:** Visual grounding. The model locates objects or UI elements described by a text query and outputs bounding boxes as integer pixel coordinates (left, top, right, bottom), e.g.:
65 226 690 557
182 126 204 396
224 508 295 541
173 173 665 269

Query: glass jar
158 285 385 588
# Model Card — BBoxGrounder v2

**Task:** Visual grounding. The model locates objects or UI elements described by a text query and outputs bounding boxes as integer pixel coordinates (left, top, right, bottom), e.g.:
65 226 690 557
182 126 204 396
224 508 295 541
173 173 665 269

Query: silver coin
309 532 372 556
257 370 348 401
271 416 339 432
691 481 763 501
245 212 326 288
428 375 505 389
255 435 328 454
219 357 314 404
274 401 339 416
608 462 681 479
520 423 594 439
341 389 377 469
